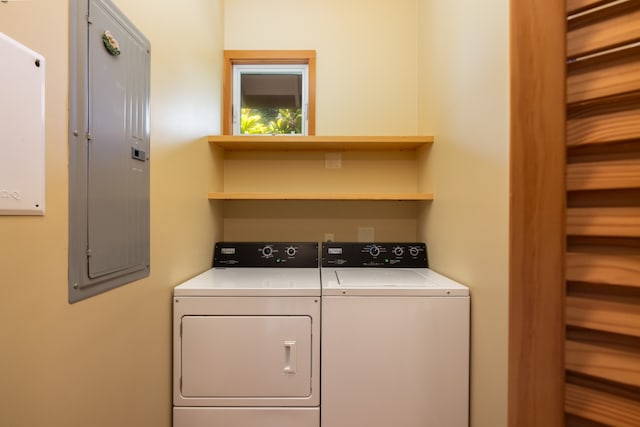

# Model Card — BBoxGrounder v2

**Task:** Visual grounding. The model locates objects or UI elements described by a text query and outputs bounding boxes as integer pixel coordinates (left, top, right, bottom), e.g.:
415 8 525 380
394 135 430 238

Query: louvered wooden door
565 0 640 425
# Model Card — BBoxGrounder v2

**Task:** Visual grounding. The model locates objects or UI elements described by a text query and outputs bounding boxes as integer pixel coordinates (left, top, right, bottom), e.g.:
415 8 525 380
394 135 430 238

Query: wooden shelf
208 135 435 201
208 135 434 151
208 192 434 201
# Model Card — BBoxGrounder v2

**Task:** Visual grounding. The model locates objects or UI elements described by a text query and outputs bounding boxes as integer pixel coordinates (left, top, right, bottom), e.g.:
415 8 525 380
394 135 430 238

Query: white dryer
320 242 470 427
173 242 320 427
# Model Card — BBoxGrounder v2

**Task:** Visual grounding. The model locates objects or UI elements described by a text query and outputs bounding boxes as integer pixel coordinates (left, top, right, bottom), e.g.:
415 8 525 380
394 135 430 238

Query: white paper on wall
0 32 45 215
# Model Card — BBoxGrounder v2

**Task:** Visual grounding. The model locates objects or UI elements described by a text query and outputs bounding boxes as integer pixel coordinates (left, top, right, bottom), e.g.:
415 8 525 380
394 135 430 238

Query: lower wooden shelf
208 192 434 201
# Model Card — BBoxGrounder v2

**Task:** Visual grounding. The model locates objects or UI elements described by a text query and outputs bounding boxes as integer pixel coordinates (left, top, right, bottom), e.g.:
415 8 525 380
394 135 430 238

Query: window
234 64 307 135
224 50 316 135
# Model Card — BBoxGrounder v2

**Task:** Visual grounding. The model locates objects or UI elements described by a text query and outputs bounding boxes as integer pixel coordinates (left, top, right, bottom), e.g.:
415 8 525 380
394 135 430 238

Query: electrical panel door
87 0 150 279
68 0 150 302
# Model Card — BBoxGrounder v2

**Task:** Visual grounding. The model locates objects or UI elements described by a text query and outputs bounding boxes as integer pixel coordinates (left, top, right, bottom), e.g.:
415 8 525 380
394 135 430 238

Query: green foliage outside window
241 108 302 134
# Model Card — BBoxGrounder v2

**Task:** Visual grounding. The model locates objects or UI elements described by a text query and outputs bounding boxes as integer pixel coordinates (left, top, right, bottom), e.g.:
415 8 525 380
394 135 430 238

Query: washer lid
322 268 469 296
336 269 431 286
174 268 321 296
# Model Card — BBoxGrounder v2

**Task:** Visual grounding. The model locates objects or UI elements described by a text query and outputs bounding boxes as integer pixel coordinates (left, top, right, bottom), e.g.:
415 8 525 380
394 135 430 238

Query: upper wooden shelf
208 192 434 201
208 135 434 151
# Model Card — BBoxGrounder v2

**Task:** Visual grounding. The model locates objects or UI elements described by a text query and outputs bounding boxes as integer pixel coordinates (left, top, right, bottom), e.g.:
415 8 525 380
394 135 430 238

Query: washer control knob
409 246 420 257
261 246 273 258
369 245 381 257
285 246 297 257
393 246 404 257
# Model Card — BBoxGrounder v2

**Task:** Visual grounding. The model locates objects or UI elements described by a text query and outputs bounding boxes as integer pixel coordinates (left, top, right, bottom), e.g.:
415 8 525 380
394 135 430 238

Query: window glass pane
240 107 302 134
240 73 302 134
241 74 302 109
234 65 308 135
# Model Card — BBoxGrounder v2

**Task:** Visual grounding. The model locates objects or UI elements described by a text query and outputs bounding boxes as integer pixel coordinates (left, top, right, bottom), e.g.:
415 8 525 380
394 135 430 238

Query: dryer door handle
283 340 297 374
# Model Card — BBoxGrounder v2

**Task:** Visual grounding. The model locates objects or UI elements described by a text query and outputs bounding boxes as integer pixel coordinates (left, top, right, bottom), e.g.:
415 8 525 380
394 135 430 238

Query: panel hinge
86 248 93 258
86 133 93 141
87 15 93 25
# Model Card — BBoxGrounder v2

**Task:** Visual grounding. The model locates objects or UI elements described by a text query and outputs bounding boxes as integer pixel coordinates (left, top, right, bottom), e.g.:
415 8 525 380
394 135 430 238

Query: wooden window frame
223 50 316 135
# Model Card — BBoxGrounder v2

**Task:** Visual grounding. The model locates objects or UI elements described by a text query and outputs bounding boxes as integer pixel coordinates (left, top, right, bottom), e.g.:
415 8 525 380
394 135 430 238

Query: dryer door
180 315 312 398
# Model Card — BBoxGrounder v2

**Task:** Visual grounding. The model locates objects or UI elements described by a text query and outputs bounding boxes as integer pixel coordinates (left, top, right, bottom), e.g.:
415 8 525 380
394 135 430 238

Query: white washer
321 242 470 427
173 242 321 427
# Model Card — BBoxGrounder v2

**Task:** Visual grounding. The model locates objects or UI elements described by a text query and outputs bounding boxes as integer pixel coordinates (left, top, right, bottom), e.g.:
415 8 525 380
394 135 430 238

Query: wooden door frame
509 0 566 425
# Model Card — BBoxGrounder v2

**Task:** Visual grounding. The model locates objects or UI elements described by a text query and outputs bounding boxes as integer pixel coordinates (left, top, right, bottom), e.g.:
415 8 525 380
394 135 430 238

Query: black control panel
213 242 319 268
322 242 428 268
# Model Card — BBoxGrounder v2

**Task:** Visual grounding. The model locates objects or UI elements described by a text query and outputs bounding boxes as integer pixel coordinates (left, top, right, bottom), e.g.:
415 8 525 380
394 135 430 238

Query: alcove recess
207 135 434 201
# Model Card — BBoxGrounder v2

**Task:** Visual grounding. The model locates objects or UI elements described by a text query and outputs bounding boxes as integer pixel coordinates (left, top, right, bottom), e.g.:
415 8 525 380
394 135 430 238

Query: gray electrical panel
69 0 150 303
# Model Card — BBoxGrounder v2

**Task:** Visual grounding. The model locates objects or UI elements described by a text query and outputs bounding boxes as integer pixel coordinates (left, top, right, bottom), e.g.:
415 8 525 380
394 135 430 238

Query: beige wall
418 0 510 426
0 1 223 426
222 0 422 242
224 0 419 136
1 1 509 426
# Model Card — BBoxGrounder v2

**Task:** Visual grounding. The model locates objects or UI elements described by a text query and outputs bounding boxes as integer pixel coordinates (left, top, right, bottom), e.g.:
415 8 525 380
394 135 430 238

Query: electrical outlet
325 152 342 169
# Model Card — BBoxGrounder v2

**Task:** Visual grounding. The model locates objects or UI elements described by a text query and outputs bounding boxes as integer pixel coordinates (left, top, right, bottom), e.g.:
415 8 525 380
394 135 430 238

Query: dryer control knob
285 246 297 257
369 245 381 257
409 246 420 257
261 246 274 258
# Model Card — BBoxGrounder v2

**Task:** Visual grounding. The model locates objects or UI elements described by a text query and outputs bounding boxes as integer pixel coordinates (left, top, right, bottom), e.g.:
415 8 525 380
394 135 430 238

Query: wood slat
567 158 640 190
567 207 640 236
566 295 640 336
568 6 640 59
566 382 640 426
567 252 640 287
566 339 640 386
567 0 619 15
567 49 640 104
567 102 640 146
